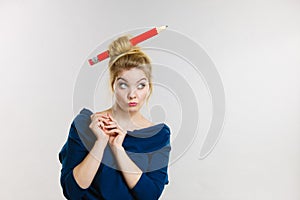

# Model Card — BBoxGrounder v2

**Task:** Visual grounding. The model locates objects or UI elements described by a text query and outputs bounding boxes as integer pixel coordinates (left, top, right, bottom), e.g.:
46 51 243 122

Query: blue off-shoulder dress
58 108 171 200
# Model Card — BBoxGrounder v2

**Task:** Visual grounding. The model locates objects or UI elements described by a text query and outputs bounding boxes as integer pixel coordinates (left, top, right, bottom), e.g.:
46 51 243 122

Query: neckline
126 123 165 133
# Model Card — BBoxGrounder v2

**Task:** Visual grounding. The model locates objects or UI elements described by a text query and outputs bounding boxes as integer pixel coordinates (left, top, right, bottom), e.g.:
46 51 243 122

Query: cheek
138 89 149 100
115 90 127 102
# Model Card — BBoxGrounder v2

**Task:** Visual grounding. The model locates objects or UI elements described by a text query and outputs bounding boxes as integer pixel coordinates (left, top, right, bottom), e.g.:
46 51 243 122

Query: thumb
108 135 114 144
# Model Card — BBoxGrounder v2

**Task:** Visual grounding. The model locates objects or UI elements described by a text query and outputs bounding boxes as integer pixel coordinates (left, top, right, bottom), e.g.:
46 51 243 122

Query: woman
58 35 171 200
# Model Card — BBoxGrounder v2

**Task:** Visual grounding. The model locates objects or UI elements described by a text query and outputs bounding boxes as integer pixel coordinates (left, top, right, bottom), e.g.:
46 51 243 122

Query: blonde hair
108 35 153 104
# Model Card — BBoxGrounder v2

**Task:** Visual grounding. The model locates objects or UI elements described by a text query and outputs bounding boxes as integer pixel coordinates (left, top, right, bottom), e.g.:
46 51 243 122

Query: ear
112 81 116 92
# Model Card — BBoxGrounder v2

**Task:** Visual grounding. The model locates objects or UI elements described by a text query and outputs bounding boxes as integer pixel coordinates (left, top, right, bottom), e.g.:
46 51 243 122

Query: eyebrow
116 77 147 83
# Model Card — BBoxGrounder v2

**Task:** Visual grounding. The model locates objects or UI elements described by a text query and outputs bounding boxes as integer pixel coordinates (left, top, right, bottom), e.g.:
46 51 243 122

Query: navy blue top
58 108 171 200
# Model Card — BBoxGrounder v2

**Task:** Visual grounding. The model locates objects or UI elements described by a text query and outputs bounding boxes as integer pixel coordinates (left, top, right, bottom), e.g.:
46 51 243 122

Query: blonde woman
59 35 171 200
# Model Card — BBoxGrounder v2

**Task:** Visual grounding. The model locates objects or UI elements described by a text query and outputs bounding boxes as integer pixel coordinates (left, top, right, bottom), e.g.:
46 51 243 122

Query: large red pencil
88 25 168 66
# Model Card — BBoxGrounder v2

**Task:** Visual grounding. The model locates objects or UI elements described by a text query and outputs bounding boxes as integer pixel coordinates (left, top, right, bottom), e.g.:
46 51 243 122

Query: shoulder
159 123 171 147
158 122 171 137
161 123 171 142
151 122 171 145
95 108 113 116
162 123 171 133
74 107 93 121
72 108 93 132
141 117 170 133
70 107 96 150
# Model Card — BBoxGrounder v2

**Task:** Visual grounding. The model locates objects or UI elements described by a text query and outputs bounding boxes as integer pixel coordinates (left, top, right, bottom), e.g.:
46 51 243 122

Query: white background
1 0 300 199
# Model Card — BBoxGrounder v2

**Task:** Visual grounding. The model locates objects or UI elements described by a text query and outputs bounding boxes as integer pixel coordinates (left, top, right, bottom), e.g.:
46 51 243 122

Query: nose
128 88 137 99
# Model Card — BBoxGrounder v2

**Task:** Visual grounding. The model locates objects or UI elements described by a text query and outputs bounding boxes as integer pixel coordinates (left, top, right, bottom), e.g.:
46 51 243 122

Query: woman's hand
102 113 127 151
89 113 110 142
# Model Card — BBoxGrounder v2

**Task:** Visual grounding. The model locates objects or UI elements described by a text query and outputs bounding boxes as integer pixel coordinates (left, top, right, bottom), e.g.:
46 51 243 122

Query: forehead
116 68 147 82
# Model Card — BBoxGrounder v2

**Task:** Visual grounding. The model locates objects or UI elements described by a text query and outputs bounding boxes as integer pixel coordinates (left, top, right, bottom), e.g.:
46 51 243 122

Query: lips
128 102 137 106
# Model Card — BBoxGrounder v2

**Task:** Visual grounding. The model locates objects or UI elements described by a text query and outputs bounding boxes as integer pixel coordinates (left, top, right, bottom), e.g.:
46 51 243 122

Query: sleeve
130 166 169 200
130 130 171 200
58 121 90 200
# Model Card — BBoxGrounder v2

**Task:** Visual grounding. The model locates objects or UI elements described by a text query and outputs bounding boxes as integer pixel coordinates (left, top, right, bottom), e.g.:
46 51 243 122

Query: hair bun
108 35 137 57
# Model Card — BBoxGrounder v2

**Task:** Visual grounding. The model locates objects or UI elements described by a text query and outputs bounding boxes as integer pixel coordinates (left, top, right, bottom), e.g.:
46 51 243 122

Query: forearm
73 140 107 189
113 147 143 189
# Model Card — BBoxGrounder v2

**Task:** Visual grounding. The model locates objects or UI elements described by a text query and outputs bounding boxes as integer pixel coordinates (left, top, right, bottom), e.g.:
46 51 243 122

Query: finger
91 114 105 122
99 121 105 129
101 115 110 119
97 116 111 124
106 128 123 135
107 113 116 122
105 121 125 134
107 121 116 125
104 128 117 135
108 117 119 128
109 122 124 134
105 132 118 137
97 121 101 127
90 113 94 120
92 113 110 120
96 114 110 120
98 118 111 125
104 123 117 129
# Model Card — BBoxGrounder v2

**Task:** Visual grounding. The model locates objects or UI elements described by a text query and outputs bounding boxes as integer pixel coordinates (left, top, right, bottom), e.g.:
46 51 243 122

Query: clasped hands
89 112 127 151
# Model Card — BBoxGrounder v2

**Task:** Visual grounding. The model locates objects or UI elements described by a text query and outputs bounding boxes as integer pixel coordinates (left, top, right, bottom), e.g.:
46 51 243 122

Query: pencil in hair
88 25 168 66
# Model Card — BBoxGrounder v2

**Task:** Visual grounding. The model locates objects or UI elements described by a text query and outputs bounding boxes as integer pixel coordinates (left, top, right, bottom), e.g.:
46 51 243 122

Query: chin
128 106 139 111
127 105 141 112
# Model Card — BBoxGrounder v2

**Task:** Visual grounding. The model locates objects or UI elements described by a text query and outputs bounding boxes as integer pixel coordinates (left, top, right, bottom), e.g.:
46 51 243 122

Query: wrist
95 139 108 147
110 145 125 153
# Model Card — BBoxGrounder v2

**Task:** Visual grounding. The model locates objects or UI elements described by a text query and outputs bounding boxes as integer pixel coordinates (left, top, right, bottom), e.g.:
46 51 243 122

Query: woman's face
113 68 150 112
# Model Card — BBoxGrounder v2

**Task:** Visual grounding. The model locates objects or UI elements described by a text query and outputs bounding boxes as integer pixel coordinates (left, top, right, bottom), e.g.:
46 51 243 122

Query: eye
137 83 146 89
119 83 127 89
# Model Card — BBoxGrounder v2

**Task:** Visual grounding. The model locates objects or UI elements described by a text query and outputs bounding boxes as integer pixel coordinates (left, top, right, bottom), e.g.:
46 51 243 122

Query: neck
110 103 142 128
